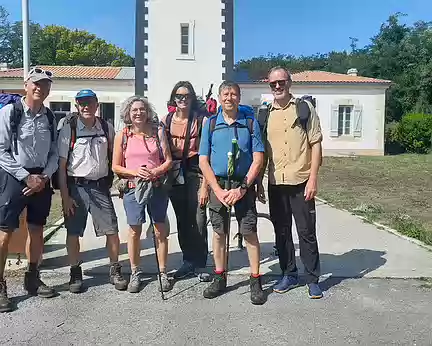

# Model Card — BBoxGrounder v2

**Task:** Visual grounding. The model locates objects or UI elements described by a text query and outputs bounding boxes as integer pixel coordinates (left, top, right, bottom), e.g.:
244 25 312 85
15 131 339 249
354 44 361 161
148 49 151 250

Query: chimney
347 68 358 76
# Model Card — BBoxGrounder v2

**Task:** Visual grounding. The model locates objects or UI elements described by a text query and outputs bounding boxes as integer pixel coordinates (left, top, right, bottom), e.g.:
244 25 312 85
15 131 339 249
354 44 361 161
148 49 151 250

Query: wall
0 78 134 130
239 83 388 156
146 0 227 116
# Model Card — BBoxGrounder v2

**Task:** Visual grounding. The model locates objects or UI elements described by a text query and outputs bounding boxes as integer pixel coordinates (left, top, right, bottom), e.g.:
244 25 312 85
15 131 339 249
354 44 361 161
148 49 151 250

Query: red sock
251 273 260 278
215 269 225 275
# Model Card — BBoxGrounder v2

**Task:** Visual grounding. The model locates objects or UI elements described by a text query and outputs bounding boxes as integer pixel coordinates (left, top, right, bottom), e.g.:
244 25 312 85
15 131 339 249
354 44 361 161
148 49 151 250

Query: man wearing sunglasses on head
57 89 127 294
0 68 58 313
257 66 324 299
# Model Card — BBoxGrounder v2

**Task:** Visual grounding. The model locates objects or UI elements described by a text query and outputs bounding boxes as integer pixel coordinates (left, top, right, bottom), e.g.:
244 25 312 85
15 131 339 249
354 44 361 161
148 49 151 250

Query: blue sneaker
273 275 299 293
173 261 194 280
307 283 323 299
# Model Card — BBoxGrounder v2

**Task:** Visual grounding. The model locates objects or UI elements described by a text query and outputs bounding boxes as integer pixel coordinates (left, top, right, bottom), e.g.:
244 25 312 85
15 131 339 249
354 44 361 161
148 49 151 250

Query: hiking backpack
256 95 322 165
51 114 113 189
0 93 56 156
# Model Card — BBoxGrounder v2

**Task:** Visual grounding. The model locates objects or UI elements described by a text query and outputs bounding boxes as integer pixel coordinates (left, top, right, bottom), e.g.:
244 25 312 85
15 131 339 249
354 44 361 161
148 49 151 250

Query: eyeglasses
269 80 288 90
174 94 190 101
29 67 53 77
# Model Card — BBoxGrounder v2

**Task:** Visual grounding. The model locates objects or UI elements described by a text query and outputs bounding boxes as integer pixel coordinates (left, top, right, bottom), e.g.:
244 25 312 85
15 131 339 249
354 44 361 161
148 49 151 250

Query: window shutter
353 105 363 137
330 105 339 137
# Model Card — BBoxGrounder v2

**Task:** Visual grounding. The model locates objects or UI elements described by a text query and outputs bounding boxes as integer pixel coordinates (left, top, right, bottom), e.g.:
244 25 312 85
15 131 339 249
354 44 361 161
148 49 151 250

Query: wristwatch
240 179 248 191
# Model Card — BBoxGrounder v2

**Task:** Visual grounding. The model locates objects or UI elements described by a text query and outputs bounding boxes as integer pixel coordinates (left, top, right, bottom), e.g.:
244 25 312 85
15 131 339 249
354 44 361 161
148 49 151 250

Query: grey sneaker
158 272 172 292
128 271 143 293
173 261 194 280
195 268 211 282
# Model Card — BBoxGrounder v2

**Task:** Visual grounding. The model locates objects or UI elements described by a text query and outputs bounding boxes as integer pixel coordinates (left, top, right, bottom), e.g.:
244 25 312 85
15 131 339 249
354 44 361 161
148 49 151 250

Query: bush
384 121 404 154
393 113 432 154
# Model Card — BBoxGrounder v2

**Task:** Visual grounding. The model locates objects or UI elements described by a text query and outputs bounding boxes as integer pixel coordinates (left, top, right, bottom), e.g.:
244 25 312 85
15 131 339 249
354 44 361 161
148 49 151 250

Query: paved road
1 274 432 345
2 185 432 345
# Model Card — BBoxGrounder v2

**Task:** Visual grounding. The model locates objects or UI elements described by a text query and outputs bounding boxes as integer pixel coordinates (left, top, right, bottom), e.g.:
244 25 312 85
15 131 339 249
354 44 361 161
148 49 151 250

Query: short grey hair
268 66 292 81
120 95 158 125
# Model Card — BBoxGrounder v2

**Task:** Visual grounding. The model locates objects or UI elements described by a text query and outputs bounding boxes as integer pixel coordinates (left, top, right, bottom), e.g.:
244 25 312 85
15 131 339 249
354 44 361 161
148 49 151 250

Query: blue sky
1 0 431 62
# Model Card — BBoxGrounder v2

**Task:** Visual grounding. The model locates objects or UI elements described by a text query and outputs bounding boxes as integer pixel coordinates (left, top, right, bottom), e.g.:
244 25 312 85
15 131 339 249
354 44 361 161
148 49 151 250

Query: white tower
144 0 234 116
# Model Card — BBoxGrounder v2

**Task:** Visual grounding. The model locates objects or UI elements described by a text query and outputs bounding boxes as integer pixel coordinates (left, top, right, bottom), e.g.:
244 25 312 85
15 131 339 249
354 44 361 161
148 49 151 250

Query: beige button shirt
265 97 323 185
58 116 114 180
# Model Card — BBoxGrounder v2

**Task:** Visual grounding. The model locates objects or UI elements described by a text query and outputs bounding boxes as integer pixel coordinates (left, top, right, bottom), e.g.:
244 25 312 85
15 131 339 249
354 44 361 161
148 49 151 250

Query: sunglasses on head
269 80 288 89
29 67 53 77
174 94 190 101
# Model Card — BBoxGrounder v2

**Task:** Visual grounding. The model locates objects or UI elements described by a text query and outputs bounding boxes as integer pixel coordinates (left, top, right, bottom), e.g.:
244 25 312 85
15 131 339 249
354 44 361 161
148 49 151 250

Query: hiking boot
109 263 127 291
0 279 13 313
273 275 299 294
128 271 143 293
203 272 227 299
158 272 172 292
250 275 266 305
69 263 83 294
173 261 194 280
195 267 212 282
307 283 323 299
24 270 56 298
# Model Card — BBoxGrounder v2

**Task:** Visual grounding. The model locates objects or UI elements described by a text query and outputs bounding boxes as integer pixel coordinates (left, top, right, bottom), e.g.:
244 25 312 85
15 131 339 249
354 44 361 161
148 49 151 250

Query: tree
0 6 134 67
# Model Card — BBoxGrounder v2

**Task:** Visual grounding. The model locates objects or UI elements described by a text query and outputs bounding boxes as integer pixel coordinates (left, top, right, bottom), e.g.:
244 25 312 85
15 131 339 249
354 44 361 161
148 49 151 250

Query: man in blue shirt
199 81 265 305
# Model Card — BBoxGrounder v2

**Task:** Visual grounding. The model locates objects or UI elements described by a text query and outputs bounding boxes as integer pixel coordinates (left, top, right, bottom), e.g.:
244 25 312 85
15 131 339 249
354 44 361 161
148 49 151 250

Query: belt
69 176 107 186
24 167 44 175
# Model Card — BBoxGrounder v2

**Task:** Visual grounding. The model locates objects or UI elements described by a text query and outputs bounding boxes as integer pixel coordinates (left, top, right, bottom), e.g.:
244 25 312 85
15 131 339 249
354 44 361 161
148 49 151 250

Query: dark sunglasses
29 67 53 77
269 80 288 89
174 94 190 101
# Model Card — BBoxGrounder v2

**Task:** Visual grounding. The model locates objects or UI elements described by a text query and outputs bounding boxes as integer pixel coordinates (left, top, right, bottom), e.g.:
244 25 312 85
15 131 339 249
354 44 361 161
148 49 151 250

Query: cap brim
28 75 53 83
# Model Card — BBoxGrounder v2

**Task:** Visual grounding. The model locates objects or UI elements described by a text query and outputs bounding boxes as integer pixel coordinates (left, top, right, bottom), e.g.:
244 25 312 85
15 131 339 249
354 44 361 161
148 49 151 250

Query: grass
45 191 63 229
318 154 432 246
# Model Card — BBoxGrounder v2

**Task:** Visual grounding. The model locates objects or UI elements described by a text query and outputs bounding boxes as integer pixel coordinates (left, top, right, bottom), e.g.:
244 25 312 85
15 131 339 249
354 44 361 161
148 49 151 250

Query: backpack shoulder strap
246 116 254 135
121 126 131 167
99 118 111 150
45 108 55 142
10 102 24 155
68 115 78 152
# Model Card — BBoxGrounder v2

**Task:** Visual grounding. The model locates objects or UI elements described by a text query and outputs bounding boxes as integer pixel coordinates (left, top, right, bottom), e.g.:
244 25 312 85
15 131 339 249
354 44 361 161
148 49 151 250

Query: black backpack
51 114 113 190
10 102 55 156
257 95 316 144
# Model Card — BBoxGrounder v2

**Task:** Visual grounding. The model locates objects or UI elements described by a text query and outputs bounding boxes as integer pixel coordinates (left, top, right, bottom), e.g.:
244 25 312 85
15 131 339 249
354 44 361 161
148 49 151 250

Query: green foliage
235 13 432 125
0 6 133 67
393 113 432 154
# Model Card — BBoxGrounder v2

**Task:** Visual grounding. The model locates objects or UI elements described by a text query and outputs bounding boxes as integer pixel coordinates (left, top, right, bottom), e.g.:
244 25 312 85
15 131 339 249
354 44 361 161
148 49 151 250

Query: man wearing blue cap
57 89 127 293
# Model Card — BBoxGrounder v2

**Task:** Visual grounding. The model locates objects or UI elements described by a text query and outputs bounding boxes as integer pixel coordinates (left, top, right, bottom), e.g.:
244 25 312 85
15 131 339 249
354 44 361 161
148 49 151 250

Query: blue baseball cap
75 89 98 99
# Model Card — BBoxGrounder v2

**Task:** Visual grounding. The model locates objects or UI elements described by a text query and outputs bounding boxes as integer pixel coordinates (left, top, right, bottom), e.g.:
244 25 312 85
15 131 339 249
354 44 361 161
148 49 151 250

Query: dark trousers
268 182 320 283
169 172 208 268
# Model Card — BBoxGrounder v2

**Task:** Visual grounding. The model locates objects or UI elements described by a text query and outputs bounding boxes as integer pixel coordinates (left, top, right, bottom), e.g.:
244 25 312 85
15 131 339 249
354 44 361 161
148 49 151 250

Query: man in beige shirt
258 66 323 299
58 89 127 294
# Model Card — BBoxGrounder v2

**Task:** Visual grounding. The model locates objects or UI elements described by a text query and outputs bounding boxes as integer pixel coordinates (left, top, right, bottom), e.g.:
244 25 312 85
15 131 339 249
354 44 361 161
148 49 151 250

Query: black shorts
0 168 53 231
208 178 257 236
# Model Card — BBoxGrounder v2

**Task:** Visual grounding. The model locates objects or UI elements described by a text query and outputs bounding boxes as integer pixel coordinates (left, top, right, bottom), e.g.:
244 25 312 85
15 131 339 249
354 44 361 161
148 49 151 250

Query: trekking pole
148 209 165 301
225 152 233 277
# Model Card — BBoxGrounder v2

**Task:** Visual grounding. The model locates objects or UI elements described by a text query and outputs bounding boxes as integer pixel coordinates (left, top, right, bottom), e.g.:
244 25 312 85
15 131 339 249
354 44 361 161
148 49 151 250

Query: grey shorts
64 180 118 237
208 179 258 236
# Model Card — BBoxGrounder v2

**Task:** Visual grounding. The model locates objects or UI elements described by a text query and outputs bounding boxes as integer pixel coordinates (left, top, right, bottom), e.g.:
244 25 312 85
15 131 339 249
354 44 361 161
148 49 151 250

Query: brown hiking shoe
24 270 56 298
109 263 127 291
0 279 13 313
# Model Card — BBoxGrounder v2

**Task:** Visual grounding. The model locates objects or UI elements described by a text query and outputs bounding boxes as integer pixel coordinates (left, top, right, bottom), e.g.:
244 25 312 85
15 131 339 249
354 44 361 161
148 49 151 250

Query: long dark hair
167 81 199 111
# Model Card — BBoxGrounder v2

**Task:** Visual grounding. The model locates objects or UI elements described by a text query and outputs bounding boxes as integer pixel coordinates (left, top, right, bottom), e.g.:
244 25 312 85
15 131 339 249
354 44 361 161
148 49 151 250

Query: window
99 102 115 126
180 24 189 55
178 21 195 60
50 102 70 112
338 105 353 136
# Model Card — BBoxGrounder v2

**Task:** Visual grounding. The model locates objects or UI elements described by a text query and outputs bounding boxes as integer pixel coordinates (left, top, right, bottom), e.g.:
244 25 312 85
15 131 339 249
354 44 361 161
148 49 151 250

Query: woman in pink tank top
112 96 173 293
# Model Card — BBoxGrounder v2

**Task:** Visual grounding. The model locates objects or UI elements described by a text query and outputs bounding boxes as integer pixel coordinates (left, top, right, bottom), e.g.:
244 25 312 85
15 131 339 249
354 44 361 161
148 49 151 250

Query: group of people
0 65 323 313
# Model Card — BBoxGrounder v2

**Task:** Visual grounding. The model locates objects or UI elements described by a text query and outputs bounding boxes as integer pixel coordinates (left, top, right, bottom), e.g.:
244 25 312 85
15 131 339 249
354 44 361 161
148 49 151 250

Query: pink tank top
124 134 162 170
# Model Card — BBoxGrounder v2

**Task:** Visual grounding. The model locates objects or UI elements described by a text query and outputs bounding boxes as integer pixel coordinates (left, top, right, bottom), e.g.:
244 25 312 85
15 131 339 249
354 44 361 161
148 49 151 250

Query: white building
240 69 391 156
144 0 233 115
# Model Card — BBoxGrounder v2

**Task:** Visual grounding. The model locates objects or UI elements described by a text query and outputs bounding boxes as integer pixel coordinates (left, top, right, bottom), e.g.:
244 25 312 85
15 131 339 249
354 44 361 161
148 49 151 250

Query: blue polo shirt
199 111 264 179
